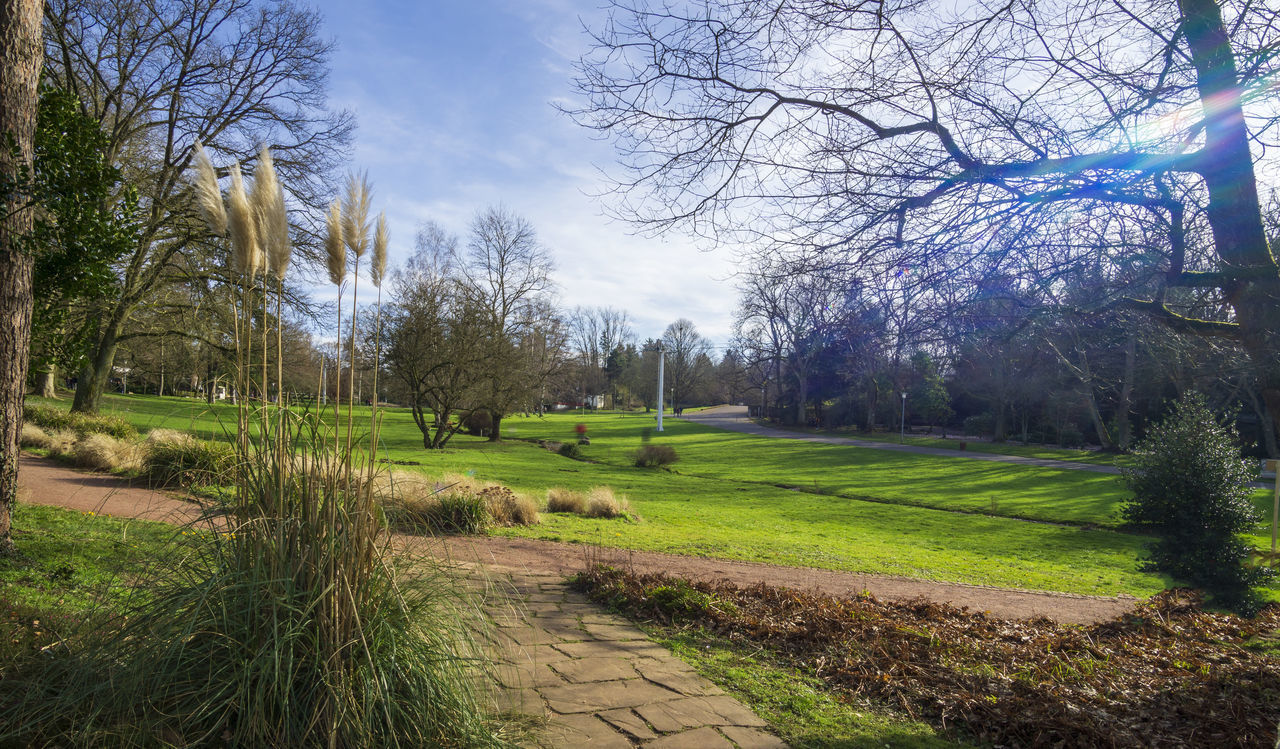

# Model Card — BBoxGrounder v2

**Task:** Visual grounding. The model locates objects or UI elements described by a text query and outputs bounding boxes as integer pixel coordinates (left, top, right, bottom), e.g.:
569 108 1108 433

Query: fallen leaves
576 566 1280 748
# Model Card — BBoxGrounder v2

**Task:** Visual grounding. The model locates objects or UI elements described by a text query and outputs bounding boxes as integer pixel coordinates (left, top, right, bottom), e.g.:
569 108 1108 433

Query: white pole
900 392 907 444
656 345 666 432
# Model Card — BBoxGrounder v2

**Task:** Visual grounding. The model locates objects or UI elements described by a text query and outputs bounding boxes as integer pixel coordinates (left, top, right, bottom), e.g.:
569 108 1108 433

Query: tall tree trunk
37 362 56 398
488 410 502 442
1180 0 1280 436
0 0 44 555
863 377 877 431
1244 384 1279 459
1082 386 1114 450
72 320 120 414
1116 333 1136 450
992 401 1007 442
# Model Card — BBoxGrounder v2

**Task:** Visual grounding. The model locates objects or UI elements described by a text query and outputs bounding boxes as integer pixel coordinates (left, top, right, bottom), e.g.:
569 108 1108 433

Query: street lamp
655 343 666 432
900 392 908 444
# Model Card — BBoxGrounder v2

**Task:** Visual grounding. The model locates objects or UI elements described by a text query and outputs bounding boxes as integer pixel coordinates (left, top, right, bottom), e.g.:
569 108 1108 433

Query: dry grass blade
251 146 291 280
341 172 372 258
227 161 261 277
192 142 226 235
325 199 346 286
372 212 388 288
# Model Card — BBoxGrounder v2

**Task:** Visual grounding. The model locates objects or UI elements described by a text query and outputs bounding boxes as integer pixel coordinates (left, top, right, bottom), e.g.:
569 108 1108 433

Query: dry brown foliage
546 487 586 514
577 566 1280 748
584 486 630 519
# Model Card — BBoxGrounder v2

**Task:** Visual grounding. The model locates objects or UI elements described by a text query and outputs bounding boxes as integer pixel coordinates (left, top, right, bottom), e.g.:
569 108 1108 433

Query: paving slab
645 726 736 748
473 567 785 746
721 724 790 748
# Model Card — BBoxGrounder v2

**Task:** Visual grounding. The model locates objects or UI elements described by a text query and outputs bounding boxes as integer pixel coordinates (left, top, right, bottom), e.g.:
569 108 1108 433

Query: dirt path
17 454 1138 625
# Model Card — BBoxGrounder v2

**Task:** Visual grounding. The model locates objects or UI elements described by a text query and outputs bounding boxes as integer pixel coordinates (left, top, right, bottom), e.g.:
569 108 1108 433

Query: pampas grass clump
545 487 585 514
73 433 144 473
143 430 236 488
585 486 631 519
43 429 79 459
19 423 50 449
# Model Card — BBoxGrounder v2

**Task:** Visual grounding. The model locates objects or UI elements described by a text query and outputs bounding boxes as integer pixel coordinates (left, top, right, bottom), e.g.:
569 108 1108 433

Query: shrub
19 423 50 449
423 491 490 534
73 433 144 473
462 409 493 436
558 441 582 459
1058 427 1086 449
585 486 631 519
1122 392 1272 613
962 413 994 438
546 487 585 514
633 444 679 468
23 404 138 440
143 430 236 488
480 485 539 526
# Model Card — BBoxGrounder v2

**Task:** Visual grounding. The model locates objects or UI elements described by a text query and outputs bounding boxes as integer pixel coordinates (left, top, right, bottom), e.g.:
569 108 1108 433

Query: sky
308 0 741 348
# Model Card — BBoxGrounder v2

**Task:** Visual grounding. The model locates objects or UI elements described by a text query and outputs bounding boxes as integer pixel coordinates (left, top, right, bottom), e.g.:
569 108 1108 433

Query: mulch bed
575 566 1280 748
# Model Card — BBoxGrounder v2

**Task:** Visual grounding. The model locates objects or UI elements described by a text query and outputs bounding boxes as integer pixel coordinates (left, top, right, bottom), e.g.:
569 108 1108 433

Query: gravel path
17 454 1138 625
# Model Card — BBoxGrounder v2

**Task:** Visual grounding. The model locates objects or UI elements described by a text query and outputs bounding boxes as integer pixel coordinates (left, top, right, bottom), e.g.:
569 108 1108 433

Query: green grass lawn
768 422 1131 466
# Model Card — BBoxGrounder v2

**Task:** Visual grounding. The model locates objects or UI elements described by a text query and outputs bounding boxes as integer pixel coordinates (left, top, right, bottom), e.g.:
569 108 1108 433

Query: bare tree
44 0 352 413
454 205 556 439
383 226 484 449
570 0 1280 428
662 318 712 411
570 305 634 407
0 0 44 554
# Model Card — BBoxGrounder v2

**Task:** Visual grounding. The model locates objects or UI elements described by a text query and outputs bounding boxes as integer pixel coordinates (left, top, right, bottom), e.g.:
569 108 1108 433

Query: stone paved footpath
470 568 786 748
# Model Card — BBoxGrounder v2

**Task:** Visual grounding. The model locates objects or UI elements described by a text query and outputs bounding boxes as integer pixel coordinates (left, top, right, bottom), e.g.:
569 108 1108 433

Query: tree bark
488 411 502 442
72 317 120 414
1116 333 1136 450
1179 0 1280 435
37 362 56 398
0 0 44 555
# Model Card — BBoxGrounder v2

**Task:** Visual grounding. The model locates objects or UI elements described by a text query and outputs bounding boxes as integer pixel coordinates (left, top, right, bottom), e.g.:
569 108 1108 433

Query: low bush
557 442 583 459
23 404 138 440
419 491 490 534
143 430 236 488
585 486 631 519
480 485 539 527
634 444 679 468
545 487 585 514
962 413 993 438
1122 392 1272 613
462 409 493 436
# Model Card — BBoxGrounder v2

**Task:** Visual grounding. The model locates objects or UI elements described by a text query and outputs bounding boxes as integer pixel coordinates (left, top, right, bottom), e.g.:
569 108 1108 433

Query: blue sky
309 0 740 347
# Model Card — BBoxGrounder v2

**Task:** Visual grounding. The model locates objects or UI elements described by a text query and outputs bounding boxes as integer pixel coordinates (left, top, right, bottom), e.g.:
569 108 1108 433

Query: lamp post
655 343 666 432
900 392 908 444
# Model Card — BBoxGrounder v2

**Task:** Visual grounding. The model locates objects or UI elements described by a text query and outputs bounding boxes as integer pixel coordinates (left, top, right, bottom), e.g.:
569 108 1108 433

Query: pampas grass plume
372 212 388 288
227 161 261 277
192 142 227 235
342 172 372 259
251 147 291 280
325 199 346 286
